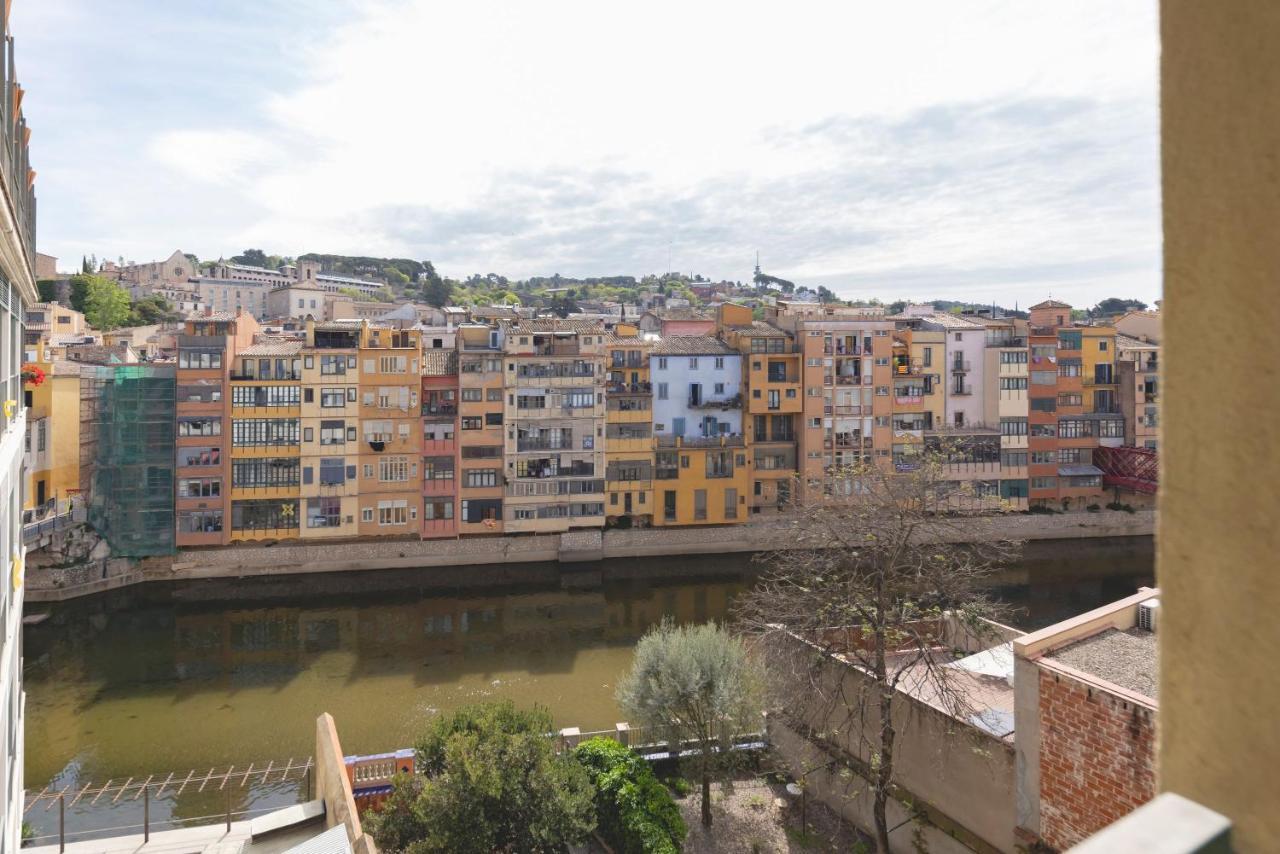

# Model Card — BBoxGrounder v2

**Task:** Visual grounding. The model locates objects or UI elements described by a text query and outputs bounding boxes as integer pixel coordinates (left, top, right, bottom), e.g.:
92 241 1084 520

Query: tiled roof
651 335 736 355
643 307 711 322
733 320 789 338
1030 299 1071 309
422 350 458 376
603 333 654 348
239 340 303 356
189 311 240 322
503 318 605 333
922 312 983 329
1115 333 1158 351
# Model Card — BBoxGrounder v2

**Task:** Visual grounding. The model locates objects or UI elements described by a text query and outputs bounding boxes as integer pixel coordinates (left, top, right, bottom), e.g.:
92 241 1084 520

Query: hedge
574 737 687 853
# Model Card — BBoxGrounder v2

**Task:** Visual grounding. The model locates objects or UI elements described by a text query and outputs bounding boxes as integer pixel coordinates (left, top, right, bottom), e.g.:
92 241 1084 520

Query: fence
22 505 86 545
23 758 314 851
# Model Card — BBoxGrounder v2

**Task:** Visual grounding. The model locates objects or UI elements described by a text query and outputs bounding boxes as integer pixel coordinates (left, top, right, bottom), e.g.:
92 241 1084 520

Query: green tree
36 280 58 302
574 738 686 854
230 248 269 267
68 274 131 330
422 276 453 308
616 621 759 829
127 295 181 326
1092 297 1148 316
365 702 596 853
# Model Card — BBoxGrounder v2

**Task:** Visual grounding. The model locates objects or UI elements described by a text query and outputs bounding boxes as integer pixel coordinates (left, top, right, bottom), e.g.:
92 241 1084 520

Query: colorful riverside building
357 323 423 537
979 314 1031 507
228 339 302 541
456 322 505 533
1027 300 1121 510
761 301 896 488
421 349 459 537
648 335 748 526
502 319 608 533
175 310 258 547
604 324 654 526
299 321 362 538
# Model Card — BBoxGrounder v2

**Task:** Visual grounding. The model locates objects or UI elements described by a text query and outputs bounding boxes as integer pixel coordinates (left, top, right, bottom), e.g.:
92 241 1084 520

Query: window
232 499 300 530
694 489 707 521
232 418 300 446
461 388 483 402
875 386 889 396
1031 371 1057 385
1099 340 1108 351
178 348 223 369
664 490 677 521
1030 397 1057 412
461 416 483 430
657 383 668 400
1031 476 1058 490
689 357 699 369
320 420 346 445
379 355 408 373
378 500 409 526
364 420 394 442
714 382 725 395
1000 451 1028 467
1031 424 1058 438
461 445 502 459
321 388 345 408
424 456 455 480
306 497 343 529
465 469 499 488
1031 451 1057 464
319 458 346 485
1057 359 1082 377
361 508 374 523
1000 417 1028 437
178 478 221 498
715 357 725 369
1000 350 1028 364
923 347 932 366
232 457 300 487
657 357 668 369
1000 377 1028 390
232 386 300 407
1058 392 1083 407
178 510 223 533
1057 449 1083 464
517 394 547 409
485 412 503 426
178 417 221 436
379 456 413 482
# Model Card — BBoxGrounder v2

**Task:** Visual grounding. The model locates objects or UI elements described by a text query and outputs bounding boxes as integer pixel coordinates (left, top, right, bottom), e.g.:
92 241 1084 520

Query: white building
650 336 743 438
191 276 271 319
1 11 37 849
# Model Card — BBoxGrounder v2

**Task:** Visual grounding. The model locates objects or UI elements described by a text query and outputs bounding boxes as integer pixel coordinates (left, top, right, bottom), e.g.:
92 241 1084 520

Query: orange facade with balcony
422 350 459 538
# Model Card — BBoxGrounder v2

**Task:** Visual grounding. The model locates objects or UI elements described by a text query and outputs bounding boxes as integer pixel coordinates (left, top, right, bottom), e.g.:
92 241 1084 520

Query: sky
15 0 1161 308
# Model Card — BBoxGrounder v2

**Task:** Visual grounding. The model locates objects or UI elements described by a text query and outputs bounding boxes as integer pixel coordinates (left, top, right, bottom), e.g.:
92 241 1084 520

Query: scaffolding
81 365 177 556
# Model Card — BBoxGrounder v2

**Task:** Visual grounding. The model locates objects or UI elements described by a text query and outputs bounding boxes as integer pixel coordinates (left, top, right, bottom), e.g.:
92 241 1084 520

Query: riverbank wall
24 510 1153 602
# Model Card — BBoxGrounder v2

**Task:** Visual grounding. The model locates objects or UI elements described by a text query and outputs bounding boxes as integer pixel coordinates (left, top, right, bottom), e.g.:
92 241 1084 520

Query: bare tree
734 448 1020 852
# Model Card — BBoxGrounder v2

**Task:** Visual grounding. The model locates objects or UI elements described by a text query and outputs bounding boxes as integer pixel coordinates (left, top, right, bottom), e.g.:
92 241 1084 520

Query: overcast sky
16 1 1160 308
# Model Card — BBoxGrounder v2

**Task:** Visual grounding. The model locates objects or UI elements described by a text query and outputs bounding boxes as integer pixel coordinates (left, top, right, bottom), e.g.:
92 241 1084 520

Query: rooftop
1116 333 1159 351
1047 627 1158 698
422 350 458 376
239 340 303 357
651 335 737 356
733 320 790 337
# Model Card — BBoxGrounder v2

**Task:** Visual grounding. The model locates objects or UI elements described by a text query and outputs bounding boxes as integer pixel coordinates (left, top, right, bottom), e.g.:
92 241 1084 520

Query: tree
36 280 58 302
616 620 759 828
422 276 453 308
733 451 1019 853
364 702 596 853
230 248 269 267
127 295 182 326
68 274 131 330
817 285 837 304
574 738 686 854
1092 297 1148 316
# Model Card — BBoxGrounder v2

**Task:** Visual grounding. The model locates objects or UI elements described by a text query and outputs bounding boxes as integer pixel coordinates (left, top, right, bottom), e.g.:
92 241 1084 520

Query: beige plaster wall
1159 2 1280 850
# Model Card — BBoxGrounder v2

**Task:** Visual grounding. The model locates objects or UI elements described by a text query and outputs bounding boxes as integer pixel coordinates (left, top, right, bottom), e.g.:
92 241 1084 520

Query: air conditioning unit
1137 597 1160 632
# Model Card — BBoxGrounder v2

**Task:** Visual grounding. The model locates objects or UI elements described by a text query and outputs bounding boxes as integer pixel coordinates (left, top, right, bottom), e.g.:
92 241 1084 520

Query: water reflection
24 539 1152 797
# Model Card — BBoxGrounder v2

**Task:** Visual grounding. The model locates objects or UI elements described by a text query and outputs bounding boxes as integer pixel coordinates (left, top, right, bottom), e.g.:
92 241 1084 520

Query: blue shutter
303 467 313 485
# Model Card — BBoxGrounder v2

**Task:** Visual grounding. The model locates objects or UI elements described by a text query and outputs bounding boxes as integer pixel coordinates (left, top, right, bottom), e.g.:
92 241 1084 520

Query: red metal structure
1094 446 1159 495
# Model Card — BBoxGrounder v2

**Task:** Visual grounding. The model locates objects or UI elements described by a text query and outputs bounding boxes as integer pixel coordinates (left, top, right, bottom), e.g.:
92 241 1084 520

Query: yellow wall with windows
651 442 750 526
23 364 80 510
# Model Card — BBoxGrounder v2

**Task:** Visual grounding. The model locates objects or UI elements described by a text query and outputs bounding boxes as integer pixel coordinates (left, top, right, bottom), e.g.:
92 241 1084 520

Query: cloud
15 0 1160 305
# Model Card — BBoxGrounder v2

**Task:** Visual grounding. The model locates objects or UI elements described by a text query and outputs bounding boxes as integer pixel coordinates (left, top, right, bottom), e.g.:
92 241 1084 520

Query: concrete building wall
1160 3 1280 850
650 352 742 438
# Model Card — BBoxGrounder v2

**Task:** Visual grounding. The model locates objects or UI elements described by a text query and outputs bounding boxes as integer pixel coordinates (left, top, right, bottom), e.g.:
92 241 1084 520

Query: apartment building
1116 335 1159 450
175 311 258 547
649 335 747 526
228 340 303 542
980 316 1031 507
764 301 895 491
1027 300 1119 510
421 350 459 538
502 320 607 533
22 301 86 346
22 351 79 512
299 322 363 538
604 325 654 527
0 10 38 845
192 276 271 320
456 323 505 533
357 323 422 538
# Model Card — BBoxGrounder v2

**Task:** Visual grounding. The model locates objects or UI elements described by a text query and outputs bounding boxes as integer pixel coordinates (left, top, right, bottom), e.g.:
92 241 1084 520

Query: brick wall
1038 668 1156 849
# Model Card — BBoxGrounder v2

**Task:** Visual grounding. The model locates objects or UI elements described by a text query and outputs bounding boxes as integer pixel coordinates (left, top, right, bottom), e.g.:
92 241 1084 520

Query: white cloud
21 0 1160 305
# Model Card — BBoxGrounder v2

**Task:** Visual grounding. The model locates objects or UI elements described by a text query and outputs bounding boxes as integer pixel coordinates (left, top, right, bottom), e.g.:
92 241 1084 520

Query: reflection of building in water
169 580 746 682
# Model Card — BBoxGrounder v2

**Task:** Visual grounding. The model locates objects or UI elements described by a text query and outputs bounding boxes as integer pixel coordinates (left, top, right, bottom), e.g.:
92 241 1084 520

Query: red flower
21 364 45 387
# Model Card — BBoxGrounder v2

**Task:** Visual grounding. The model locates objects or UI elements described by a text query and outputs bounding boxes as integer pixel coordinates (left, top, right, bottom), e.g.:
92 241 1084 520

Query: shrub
1028 504 1055 515
665 776 693 798
1086 503 1101 512
575 737 686 854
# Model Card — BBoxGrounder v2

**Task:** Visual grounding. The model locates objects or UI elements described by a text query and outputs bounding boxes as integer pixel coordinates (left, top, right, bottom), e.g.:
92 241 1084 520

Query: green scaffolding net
83 365 177 557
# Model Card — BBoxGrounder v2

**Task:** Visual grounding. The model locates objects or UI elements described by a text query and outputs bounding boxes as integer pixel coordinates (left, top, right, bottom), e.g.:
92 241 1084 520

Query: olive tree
616 620 760 828
365 701 596 853
734 449 1020 853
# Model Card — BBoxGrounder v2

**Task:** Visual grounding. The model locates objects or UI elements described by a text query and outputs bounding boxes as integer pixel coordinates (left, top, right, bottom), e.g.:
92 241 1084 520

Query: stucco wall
1160 2 1280 851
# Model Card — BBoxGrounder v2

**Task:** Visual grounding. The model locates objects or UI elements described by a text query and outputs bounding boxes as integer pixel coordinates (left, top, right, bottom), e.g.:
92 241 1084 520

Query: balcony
986 336 1027 348
535 343 580 356
766 372 799 383
834 404 862 416
951 360 972 373
230 372 301 382
176 334 226 349
517 438 574 452
950 387 973 396
607 381 652 395
835 375 863 386
688 394 742 410
655 435 746 448
894 395 923 405
421 403 458 418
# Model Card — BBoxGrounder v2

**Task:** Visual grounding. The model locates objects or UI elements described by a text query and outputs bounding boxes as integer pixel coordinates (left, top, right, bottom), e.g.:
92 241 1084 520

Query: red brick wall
1038 668 1156 850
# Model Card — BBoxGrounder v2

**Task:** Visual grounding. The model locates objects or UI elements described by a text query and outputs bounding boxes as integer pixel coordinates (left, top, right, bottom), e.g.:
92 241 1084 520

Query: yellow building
22 349 80 512
651 436 750 526
1080 325 1120 421
604 324 654 526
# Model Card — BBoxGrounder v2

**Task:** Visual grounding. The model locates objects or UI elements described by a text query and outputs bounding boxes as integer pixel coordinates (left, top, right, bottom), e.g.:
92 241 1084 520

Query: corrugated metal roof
1058 464 1105 477
281 824 352 854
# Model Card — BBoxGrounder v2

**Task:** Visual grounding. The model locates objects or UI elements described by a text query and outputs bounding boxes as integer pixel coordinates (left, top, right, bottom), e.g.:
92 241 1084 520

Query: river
21 537 1152 842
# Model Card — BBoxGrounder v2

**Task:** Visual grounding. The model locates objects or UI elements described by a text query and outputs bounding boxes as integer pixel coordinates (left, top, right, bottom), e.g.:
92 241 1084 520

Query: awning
1058 464 1105 477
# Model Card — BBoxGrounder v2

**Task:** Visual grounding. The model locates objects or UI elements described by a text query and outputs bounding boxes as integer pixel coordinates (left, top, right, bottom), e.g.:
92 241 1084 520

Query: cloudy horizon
16 0 1160 308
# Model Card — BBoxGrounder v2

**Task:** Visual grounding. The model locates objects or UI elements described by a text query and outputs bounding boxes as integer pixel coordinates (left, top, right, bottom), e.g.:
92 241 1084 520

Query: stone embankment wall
25 510 1153 599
